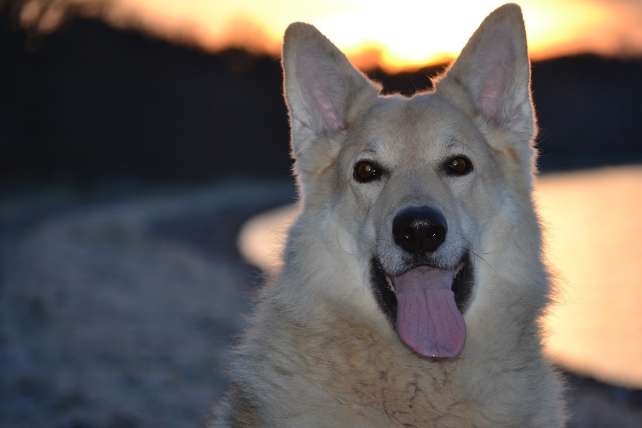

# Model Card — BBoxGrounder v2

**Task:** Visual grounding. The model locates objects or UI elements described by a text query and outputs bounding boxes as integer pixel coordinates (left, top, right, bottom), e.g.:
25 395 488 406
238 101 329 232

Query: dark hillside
2 15 641 182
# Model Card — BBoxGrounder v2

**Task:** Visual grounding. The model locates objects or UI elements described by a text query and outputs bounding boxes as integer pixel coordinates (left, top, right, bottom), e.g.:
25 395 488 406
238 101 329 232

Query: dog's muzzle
370 253 474 359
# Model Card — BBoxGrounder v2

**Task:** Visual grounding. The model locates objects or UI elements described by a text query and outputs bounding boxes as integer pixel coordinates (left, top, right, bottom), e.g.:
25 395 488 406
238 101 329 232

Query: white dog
213 3 565 427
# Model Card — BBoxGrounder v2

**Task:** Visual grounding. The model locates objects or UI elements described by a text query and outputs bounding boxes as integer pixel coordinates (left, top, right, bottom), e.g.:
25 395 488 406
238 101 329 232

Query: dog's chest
292 321 477 427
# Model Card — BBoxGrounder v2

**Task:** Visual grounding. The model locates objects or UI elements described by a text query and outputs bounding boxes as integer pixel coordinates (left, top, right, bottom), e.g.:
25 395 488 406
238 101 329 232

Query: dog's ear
282 23 378 137
438 4 534 141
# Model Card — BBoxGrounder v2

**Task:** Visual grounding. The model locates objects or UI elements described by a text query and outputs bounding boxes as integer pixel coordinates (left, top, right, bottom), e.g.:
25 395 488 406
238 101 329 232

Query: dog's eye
353 160 383 183
443 156 473 176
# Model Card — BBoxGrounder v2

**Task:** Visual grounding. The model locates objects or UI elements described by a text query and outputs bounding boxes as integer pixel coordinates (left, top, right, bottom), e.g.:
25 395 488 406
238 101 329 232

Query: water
239 165 642 388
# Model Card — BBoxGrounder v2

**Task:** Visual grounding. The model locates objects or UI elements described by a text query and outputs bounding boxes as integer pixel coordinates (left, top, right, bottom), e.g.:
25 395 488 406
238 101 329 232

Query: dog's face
283 4 536 358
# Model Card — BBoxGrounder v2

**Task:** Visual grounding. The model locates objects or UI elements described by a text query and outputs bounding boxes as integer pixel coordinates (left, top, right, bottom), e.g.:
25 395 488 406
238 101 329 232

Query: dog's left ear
438 4 534 141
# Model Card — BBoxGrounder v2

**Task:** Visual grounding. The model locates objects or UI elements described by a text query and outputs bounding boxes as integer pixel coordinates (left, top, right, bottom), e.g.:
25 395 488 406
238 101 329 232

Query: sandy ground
1 176 641 427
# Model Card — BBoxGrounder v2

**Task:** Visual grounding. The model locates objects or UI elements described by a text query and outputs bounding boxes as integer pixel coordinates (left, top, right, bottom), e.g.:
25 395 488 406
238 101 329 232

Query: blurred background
1 0 641 427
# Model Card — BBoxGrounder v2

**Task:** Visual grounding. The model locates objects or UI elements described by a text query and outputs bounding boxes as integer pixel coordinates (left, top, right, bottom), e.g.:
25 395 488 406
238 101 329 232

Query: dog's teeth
385 276 395 292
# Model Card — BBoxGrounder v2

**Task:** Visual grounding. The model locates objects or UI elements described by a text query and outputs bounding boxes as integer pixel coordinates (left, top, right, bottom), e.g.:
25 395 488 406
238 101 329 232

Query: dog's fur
213 4 565 427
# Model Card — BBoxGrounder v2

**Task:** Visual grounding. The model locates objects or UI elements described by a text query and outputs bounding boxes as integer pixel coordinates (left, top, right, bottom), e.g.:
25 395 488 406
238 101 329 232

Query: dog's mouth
371 253 474 359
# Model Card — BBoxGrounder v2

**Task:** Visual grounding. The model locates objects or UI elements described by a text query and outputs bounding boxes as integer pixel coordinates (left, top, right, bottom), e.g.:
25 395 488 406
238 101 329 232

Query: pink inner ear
295 48 346 133
473 30 516 123
478 81 500 119
312 85 343 131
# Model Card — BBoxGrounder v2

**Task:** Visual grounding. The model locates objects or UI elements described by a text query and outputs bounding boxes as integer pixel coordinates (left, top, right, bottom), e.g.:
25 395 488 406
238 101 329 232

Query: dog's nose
393 206 447 254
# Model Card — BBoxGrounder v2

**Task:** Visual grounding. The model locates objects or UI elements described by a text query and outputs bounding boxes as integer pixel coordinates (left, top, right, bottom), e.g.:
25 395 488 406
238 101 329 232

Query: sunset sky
21 0 642 70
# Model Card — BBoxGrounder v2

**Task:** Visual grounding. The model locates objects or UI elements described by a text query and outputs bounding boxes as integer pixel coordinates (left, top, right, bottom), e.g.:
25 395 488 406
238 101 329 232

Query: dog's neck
264 266 546 427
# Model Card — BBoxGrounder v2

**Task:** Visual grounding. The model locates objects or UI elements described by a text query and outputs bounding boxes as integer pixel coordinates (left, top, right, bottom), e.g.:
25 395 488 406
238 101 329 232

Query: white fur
213 4 565 427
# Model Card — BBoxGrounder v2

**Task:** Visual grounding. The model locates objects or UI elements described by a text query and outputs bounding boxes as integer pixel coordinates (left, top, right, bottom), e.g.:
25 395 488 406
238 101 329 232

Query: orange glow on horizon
21 0 642 71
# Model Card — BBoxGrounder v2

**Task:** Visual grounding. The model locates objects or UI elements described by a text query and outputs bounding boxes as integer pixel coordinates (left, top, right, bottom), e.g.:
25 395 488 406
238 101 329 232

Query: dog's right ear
282 23 378 142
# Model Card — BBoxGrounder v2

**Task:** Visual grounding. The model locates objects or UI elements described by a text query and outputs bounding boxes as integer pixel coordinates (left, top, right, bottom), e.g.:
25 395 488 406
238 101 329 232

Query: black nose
393 206 447 255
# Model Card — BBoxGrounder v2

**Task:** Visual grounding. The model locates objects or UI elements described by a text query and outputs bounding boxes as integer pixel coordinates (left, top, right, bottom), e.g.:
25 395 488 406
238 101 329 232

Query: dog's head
282 4 539 359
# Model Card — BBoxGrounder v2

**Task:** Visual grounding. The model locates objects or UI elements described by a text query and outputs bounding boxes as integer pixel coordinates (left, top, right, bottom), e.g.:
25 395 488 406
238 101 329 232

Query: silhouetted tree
2 0 115 32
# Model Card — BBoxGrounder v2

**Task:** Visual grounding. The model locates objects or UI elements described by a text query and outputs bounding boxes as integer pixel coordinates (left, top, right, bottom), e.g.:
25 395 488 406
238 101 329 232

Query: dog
213 4 565 427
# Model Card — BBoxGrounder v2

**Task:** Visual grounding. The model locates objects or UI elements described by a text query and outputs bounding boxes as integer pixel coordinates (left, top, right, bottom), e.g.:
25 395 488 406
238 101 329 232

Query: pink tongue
393 267 466 358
